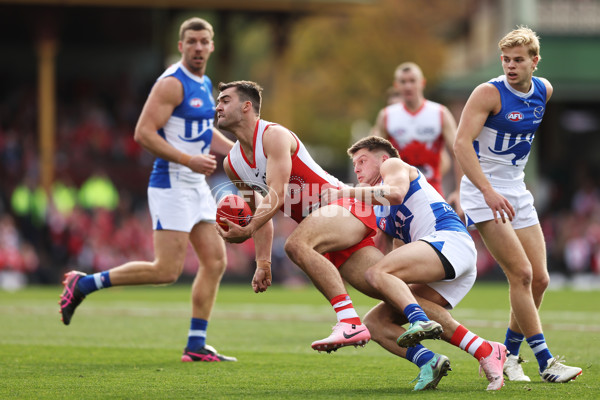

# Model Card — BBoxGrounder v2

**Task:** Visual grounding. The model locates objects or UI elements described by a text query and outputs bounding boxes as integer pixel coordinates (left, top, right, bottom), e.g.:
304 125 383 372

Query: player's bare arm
541 77 553 102
322 158 410 206
134 76 217 175
210 128 235 156
244 125 295 234
454 83 515 223
440 105 464 213
218 160 274 292
218 160 274 245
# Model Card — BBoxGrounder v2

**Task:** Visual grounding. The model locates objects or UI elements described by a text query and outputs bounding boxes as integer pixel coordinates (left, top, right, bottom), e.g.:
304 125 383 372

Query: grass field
1 282 598 399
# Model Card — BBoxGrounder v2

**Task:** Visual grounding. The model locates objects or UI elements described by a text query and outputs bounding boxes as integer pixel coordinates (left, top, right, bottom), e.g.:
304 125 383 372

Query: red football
216 194 252 231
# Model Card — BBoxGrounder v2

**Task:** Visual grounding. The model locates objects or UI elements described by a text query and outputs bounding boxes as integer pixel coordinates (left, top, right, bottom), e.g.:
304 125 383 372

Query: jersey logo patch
534 106 544 119
505 111 524 122
189 98 203 108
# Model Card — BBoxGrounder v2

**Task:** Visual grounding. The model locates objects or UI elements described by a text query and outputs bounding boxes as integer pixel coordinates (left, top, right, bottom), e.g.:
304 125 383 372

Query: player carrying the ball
214 80 444 354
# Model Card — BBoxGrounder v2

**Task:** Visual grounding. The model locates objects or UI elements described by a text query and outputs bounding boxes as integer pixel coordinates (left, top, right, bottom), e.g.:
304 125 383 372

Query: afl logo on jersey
189 98 203 108
505 111 524 122
379 218 386 231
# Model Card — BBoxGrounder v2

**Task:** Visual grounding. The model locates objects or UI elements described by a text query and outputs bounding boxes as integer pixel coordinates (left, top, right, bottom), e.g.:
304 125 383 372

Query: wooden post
37 36 57 194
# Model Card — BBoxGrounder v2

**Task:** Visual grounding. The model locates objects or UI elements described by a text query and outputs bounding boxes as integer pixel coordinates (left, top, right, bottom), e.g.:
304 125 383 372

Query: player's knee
151 262 182 284
364 266 384 291
284 238 304 263
155 271 180 285
209 254 227 275
507 266 533 288
532 273 549 299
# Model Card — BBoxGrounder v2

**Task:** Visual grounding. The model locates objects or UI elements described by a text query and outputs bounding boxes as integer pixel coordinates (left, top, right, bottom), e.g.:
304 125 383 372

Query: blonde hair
498 26 541 61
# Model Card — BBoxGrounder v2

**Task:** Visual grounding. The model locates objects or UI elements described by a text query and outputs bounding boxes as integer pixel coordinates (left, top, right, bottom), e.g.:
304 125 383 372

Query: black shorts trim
419 239 456 280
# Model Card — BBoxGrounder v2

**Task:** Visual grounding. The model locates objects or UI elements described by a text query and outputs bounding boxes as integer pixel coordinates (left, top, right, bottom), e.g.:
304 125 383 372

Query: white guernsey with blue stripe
149 61 215 189
375 171 468 248
375 170 477 309
473 74 547 183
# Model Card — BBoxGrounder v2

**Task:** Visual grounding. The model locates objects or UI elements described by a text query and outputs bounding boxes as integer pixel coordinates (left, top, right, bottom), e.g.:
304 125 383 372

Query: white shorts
460 176 539 230
148 182 217 232
421 230 477 309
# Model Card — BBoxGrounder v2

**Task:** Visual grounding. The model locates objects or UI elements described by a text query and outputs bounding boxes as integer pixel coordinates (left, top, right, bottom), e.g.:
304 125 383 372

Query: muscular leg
476 220 542 337
364 302 409 358
504 224 550 378
109 229 189 285
510 224 550 326
342 247 457 354
341 245 504 389
189 222 227 320
180 221 235 359
284 204 371 301
364 241 446 314
286 205 374 350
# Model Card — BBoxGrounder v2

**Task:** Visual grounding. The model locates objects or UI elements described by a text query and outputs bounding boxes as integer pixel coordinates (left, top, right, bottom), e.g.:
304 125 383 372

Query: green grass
0 282 598 399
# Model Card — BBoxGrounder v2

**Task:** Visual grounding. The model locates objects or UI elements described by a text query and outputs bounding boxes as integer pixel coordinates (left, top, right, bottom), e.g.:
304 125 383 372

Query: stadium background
0 0 599 290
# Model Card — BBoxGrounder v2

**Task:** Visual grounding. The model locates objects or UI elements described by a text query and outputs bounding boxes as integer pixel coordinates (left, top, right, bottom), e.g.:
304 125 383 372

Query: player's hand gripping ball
216 194 253 231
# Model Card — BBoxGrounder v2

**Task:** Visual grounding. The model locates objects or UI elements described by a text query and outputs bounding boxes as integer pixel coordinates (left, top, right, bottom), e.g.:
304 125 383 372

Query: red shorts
323 197 377 268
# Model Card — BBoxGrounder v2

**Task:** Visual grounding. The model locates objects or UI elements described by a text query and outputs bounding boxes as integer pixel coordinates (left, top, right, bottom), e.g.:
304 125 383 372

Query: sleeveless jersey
227 119 344 223
375 170 467 243
474 75 547 183
148 62 215 189
384 100 444 193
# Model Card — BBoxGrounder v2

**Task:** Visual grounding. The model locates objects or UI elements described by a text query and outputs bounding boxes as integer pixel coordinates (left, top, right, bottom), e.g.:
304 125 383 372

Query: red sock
330 294 361 325
450 324 493 360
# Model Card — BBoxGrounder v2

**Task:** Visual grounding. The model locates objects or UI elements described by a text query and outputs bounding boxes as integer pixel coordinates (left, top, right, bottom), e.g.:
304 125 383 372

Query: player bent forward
215 80 377 352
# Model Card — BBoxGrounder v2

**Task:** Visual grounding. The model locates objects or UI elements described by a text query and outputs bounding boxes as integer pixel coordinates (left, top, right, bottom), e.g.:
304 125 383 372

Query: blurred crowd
1 83 599 290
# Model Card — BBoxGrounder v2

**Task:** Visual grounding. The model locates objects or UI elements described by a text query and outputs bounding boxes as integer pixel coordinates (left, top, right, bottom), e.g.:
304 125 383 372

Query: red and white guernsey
384 100 444 194
227 119 344 223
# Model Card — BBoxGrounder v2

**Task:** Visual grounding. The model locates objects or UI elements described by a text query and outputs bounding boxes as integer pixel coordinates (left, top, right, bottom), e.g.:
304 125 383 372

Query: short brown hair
394 61 424 82
218 80 263 115
179 17 214 41
348 136 399 158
